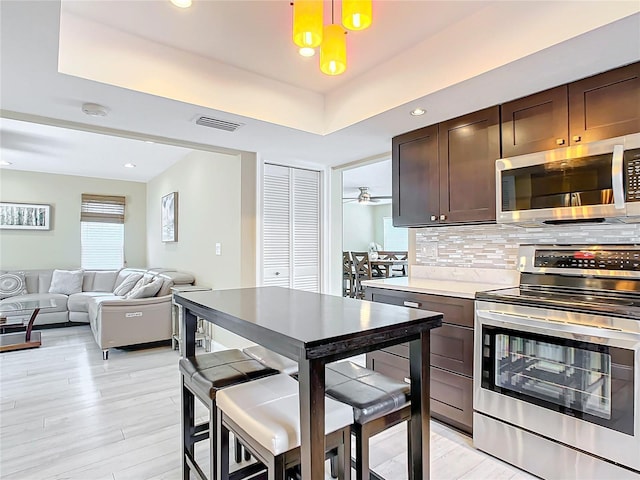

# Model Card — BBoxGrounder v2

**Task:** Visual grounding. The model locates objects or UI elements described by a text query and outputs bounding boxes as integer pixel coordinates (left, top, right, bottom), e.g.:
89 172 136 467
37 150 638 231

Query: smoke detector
82 103 109 117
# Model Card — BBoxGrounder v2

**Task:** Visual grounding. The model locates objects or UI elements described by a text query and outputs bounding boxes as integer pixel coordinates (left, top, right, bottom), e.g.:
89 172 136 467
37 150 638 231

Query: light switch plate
215 243 221 255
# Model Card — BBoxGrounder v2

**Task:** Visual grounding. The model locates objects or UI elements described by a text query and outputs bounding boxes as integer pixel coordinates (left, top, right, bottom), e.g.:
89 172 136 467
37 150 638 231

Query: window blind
81 194 126 269
81 194 125 224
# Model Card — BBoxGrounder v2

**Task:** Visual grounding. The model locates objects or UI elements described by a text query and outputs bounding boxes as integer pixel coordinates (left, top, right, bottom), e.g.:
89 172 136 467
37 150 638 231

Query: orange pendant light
342 0 372 31
292 1 324 49
320 24 347 76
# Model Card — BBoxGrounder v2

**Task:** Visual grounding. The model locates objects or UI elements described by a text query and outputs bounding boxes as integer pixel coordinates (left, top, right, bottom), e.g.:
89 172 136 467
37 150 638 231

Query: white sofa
0 268 195 359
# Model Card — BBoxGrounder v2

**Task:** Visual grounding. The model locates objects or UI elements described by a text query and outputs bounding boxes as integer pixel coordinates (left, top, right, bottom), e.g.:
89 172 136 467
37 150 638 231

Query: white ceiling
0 1 639 189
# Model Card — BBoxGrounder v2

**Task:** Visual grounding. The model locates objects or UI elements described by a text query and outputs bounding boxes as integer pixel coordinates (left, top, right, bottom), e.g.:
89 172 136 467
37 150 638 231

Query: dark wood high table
175 286 442 480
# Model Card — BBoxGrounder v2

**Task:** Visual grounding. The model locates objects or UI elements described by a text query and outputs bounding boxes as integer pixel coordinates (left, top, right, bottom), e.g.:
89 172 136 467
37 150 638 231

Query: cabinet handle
430 215 437 221
439 214 446 221
573 135 582 142
556 138 565 146
404 377 411 384
403 300 421 308
275 271 280 276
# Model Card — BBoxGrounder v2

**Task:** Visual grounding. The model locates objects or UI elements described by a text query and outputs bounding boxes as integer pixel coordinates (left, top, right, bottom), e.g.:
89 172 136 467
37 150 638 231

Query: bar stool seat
180 349 278 480
243 345 299 375
325 361 411 480
216 374 353 480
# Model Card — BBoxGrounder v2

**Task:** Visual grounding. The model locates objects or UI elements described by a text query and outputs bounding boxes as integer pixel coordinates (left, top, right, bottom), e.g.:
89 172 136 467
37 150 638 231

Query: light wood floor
0 326 537 480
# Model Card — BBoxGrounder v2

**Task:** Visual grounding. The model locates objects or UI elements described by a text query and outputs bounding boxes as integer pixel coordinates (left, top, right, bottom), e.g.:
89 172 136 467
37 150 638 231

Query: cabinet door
569 62 640 144
438 106 500 223
502 86 569 157
392 125 439 227
263 164 291 287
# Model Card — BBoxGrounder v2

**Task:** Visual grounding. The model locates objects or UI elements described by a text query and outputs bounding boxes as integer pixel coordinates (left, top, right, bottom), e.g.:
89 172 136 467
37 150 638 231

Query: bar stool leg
209 398 218 480
339 429 352 480
217 416 230 480
181 376 195 480
354 423 369 480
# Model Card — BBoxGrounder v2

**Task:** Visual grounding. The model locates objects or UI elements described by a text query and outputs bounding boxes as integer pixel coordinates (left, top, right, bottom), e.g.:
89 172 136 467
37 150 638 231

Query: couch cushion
0 293 68 314
113 273 143 296
0 272 28 299
49 270 84 295
126 276 163 299
83 271 119 293
68 292 115 313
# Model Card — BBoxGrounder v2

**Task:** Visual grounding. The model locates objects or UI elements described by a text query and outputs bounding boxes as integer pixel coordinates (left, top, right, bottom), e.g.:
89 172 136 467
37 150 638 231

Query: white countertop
361 266 519 299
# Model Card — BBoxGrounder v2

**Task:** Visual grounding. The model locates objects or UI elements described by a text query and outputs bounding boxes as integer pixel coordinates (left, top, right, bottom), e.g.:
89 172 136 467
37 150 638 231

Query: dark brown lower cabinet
364 287 475 434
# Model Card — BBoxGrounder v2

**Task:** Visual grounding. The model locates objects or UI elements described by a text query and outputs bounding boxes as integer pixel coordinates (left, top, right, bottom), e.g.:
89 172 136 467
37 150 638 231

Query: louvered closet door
292 168 319 292
262 164 320 291
263 164 291 287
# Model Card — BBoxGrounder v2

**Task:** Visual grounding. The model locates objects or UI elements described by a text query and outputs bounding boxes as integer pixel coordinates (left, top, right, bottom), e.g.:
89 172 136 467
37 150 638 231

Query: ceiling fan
343 187 392 204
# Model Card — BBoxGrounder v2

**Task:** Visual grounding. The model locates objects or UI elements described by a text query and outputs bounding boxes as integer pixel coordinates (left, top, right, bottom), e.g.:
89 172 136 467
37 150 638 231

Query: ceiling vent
195 116 244 132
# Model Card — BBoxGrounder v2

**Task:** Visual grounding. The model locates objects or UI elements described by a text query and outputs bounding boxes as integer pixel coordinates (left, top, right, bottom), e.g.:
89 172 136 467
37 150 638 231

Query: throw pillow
126 276 164 299
48 269 84 295
113 273 143 296
0 272 28 299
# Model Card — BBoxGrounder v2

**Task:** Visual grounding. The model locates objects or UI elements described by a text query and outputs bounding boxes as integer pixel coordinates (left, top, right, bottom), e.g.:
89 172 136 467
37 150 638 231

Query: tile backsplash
415 223 640 270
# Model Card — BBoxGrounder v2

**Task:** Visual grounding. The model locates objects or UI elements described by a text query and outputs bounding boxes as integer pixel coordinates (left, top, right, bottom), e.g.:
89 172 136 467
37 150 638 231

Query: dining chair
343 251 356 298
351 252 373 299
380 251 408 276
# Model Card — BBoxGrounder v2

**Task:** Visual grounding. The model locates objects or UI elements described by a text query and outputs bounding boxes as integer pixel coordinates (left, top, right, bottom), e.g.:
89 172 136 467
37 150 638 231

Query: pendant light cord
331 0 334 24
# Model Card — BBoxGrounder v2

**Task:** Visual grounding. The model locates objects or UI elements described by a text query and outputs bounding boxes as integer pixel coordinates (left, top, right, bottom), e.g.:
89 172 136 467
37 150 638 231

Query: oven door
474 301 640 471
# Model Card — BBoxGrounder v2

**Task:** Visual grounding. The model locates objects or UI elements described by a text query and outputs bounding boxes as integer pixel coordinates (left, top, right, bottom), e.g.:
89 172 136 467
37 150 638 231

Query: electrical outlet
215 243 221 255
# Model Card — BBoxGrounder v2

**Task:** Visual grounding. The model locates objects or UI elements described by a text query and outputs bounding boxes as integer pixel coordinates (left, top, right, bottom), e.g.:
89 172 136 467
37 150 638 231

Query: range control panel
625 148 640 202
534 249 640 271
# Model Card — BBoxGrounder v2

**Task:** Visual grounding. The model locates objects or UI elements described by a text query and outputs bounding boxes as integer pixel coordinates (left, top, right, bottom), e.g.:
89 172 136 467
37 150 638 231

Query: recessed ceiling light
299 47 316 57
123 163 136 168
0 160 12 166
144 140 154 144
170 0 192 8
82 103 108 117
410 108 426 116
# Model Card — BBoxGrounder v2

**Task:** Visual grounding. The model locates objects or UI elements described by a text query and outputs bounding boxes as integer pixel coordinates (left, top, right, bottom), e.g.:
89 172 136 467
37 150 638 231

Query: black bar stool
325 361 411 480
180 349 278 480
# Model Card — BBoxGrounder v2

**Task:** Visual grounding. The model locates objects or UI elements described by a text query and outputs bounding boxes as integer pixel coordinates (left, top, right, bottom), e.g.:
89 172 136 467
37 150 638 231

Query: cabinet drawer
367 289 474 328
431 324 473 376
430 367 473 434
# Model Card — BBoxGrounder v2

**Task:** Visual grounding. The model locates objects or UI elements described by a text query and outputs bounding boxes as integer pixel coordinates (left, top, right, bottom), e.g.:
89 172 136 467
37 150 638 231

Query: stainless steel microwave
496 133 640 226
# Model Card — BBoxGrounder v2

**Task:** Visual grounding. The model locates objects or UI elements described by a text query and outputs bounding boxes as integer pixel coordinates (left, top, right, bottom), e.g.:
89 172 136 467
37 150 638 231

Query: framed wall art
161 192 178 242
0 202 51 230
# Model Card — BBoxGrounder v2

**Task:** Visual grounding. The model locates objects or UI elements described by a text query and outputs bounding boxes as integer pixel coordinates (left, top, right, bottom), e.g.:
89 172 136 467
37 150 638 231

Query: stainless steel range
474 244 640 479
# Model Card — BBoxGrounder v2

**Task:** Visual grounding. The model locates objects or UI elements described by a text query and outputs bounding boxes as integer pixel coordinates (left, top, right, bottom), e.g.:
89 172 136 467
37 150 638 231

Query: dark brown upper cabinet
501 85 569 157
392 107 500 227
438 106 500 224
501 62 640 157
392 124 439 227
569 62 640 144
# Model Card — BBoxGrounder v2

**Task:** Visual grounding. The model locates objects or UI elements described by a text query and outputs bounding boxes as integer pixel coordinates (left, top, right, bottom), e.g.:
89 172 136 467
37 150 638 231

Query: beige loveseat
0 268 194 359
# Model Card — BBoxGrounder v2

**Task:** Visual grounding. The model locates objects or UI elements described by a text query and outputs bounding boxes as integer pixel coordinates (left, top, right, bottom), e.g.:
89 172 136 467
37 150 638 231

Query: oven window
501 153 614 212
495 333 611 419
482 326 635 435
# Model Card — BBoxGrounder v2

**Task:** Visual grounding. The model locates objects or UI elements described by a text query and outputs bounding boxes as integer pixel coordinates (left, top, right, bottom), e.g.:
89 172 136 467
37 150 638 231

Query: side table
171 285 212 353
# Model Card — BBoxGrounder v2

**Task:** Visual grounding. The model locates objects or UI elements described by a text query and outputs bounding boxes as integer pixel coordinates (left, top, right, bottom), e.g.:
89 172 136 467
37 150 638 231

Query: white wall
146 150 258 349
342 203 392 252
342 203 374 252
0 170 146 270
146 150 247 288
